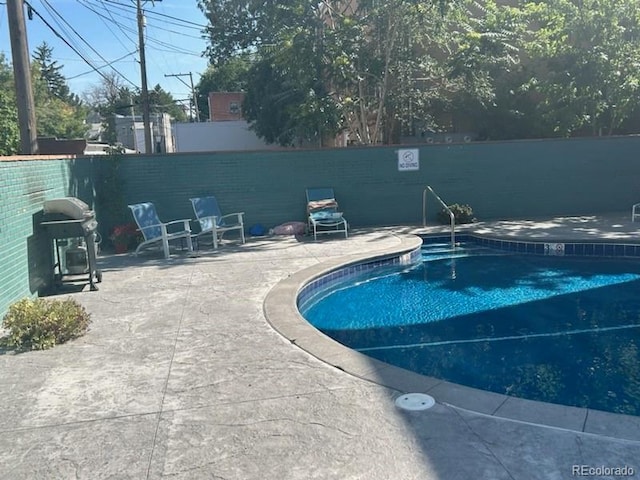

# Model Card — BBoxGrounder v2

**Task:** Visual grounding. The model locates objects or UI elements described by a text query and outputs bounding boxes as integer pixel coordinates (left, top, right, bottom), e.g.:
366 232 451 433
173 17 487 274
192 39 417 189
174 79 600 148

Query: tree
32 42 70 101
195 55 251 120
199 0 460 146
0 54 19 155
31 43 87 139
0 90 19 155
199 0 640 144
444 0 530 139
147 84 186 122
241 4 345 146
522 0 640 137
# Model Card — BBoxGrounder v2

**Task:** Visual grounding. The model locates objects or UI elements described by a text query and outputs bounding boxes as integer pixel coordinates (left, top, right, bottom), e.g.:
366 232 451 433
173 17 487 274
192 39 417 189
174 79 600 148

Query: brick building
208 92 244 121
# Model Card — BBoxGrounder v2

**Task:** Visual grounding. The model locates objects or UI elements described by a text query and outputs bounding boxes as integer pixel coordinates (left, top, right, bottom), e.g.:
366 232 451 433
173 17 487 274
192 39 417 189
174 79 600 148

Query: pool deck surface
1 213 639 479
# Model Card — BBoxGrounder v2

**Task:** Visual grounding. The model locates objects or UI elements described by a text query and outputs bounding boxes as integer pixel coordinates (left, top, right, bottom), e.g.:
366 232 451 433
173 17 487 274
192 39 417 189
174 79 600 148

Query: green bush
437 203 476 225
2 297 91 351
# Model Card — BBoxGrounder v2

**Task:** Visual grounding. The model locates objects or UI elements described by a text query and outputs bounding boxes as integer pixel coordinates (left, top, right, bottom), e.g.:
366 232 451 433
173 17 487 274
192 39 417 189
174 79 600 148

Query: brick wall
1 158 69 318
2 135 640 318
208 92 245 121
119 136 640 231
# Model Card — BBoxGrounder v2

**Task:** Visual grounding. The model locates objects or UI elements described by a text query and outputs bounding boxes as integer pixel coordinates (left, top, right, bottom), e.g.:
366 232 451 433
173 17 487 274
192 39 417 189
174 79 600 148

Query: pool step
421 243 505 261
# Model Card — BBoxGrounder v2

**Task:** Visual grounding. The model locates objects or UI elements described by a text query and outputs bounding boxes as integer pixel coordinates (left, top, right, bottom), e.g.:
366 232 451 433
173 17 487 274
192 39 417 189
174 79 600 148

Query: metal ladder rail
422 185 456 249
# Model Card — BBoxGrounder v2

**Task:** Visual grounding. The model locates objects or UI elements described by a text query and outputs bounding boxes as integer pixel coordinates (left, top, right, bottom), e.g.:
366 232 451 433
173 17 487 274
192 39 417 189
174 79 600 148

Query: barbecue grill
40 197 102 291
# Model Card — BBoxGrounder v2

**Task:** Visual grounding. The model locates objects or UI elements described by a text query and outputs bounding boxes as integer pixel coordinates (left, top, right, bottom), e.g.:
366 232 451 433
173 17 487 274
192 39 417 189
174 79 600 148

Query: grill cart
40 197 102 291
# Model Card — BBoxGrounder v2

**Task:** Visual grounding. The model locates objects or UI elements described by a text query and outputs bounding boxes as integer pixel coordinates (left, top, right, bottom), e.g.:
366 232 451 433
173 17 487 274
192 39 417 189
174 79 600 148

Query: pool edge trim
263 232 640 442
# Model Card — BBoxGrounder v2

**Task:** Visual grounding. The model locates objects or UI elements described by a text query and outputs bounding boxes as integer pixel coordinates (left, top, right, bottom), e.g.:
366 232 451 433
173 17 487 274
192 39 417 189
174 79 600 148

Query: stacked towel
307 199 339 212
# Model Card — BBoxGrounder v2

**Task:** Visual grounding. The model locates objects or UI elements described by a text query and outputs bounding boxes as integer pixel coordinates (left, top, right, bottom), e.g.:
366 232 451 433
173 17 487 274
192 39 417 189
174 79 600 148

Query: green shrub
2 297 91 351
437 203 476 225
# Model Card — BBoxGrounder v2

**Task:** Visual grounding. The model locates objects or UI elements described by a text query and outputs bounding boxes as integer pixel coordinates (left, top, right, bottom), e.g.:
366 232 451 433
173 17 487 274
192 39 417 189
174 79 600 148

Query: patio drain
395 393 436 411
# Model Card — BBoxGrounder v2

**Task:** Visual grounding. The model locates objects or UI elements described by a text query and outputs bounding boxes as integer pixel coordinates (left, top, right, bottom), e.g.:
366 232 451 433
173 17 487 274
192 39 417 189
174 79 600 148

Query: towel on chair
307 199 338 212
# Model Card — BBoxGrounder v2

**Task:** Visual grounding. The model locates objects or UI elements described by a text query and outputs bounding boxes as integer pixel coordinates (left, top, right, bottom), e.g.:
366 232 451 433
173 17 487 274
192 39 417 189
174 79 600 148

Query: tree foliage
195 55 251 120
0 54 19 155
197 0 640 144
32 42 70 101
522 0 640 137
31 43 87 139
147 84 187 121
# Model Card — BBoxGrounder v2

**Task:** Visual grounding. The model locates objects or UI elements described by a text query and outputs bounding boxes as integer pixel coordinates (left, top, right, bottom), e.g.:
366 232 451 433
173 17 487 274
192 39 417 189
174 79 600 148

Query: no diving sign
398 149 419 171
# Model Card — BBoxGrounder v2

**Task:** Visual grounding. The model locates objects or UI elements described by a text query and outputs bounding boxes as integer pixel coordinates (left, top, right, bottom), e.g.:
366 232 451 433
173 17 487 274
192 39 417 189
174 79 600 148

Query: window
229 101 240 114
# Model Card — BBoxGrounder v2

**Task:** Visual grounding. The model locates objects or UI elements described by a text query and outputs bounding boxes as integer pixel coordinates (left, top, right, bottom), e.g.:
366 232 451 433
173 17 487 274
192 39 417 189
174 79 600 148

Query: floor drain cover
395 393 436 411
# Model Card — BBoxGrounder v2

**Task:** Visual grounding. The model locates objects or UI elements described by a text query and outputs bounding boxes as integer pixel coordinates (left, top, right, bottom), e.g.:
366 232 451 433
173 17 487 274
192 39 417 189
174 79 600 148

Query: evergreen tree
32 42 70 101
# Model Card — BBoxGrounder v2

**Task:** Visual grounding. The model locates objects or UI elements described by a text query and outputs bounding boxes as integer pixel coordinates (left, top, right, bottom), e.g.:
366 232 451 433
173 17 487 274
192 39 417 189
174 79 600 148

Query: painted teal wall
120 136 640 230
2 135 640 318
0 157 99 320
1 159 69 319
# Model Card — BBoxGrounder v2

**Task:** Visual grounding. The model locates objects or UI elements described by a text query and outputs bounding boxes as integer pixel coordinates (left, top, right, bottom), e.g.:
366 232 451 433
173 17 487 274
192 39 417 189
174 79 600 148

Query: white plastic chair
128 202 193 259
633 203 640 222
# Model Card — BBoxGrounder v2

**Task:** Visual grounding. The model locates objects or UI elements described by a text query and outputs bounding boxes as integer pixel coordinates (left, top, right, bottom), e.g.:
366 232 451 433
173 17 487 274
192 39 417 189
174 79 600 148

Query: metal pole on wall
7 0 38 154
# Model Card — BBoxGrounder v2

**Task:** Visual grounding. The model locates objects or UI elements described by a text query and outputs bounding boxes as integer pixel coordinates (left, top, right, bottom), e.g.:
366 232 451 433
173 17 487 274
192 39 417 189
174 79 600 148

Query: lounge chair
633 203 640 222
306 187 348 240
190 196 245 249
128 202 193 259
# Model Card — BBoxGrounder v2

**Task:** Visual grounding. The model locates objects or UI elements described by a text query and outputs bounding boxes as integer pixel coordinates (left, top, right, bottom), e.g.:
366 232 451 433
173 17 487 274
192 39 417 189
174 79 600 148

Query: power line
23 0 138 87
38 0 138 87
102 0 206 29
79 0 204 58
67 50 137 80
79 0 137 51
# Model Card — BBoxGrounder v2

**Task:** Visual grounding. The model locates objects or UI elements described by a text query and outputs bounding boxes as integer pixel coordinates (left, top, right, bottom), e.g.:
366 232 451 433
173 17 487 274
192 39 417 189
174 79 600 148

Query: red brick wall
208 92 245 121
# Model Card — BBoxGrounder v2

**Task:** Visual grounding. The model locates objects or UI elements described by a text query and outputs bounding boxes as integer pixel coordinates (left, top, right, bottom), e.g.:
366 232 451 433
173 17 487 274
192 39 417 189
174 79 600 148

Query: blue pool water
301 243 640 415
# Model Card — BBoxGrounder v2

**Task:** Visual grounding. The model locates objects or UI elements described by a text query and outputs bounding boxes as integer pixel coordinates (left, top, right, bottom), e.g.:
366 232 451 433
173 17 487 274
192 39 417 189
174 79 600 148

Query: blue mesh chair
190 196 245 249
128 202 193 259
306 187 348 240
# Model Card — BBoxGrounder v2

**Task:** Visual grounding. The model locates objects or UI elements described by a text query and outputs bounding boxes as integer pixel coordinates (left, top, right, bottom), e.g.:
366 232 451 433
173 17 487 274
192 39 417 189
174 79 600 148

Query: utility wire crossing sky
0 0 210 103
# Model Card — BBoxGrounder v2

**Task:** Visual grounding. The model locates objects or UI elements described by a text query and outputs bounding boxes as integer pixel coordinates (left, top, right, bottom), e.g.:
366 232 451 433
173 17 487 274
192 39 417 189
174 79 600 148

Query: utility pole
7 0 38 154
164 72 200 122
136 0 155 154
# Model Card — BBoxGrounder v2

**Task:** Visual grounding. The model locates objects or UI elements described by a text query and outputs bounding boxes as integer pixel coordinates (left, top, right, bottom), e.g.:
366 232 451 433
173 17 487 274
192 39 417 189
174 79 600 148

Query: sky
0 0 210 107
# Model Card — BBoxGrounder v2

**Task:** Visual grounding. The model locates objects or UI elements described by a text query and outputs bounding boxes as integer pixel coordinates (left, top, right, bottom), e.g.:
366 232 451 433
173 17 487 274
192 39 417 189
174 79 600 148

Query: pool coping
263 232 640 442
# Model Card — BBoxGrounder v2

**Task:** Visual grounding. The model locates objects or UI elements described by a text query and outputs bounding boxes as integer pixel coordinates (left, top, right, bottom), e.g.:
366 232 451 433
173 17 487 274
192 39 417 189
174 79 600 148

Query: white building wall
173 121 281 152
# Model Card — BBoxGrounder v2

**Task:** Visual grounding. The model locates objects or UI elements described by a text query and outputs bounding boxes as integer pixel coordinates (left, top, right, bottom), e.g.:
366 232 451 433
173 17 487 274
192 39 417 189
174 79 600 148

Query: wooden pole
7 0 38 154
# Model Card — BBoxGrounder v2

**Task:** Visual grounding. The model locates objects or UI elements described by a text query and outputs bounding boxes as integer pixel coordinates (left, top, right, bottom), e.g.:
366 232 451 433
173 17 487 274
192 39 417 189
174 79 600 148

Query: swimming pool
300 238 640 416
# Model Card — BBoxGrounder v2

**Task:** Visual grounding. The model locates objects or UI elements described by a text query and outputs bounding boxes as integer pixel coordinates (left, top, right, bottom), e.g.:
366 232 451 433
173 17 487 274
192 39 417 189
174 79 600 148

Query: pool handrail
422 185 456 249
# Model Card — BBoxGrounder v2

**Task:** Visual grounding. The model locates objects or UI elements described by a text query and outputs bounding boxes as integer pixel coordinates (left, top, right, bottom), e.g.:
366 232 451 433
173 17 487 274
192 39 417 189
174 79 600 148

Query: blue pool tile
564 244 575 255
594 244 604 256
614 244 625 256
604 244 614 256
574 244 584 255
535 243 544 254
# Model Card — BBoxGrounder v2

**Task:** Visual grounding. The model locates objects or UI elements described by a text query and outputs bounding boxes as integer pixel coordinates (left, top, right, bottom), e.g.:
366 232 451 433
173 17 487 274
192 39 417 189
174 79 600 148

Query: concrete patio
0 215 639 479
